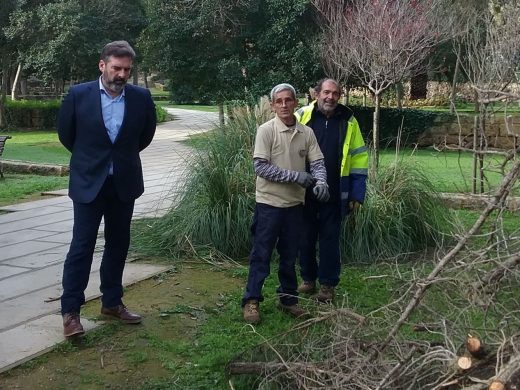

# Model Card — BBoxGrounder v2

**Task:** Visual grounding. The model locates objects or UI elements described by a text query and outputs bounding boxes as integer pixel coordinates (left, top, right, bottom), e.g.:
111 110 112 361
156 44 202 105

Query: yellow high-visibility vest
295 101 368 214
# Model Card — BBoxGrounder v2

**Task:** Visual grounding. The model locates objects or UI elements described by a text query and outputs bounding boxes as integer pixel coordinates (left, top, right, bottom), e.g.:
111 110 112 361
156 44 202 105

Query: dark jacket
58 80 156 203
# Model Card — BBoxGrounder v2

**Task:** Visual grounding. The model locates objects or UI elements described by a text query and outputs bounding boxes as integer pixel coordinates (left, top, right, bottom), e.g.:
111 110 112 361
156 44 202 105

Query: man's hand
313 184 330 202
295 172 314 188
349 201 361 213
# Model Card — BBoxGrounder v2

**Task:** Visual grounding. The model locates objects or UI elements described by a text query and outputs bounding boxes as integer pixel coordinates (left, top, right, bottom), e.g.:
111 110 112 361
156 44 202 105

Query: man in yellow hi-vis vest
295 78 368 303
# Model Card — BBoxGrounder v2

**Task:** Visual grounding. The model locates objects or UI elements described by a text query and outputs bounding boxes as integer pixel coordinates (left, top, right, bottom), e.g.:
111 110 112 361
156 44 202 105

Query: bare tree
312 0 453 172
456 1 520 194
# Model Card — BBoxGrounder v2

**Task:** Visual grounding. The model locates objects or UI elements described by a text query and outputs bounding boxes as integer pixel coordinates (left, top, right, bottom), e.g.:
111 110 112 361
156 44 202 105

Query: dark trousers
242 203 303 307
61 177 135 314
299 199 342 287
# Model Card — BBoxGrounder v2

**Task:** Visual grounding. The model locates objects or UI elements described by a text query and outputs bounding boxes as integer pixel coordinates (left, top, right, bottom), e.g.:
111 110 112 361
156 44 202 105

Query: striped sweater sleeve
253 158 298 183
310 159 327 186
253 158 327 185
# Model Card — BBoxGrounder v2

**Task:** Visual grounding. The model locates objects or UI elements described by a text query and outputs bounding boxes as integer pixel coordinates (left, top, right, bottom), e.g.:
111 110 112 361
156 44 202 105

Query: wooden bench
0 135 12 179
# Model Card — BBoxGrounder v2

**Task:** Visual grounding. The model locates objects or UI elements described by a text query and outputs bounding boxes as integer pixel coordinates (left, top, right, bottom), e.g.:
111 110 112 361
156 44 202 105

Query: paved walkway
0 109 218 373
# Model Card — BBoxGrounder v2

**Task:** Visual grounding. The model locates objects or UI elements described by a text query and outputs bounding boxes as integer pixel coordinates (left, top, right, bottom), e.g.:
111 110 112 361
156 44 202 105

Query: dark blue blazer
58 80 157 204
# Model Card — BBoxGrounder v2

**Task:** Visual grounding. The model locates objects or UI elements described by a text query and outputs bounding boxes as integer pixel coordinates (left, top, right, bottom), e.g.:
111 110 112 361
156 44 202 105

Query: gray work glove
295 172 314 188
313 183 330 202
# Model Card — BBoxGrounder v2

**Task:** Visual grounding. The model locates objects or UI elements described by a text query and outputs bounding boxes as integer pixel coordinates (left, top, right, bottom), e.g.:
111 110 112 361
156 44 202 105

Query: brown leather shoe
297 280 316 294
243 300 260 324
101 305 142 324
315 285 335 303
63 313 84 337
278 303 310 319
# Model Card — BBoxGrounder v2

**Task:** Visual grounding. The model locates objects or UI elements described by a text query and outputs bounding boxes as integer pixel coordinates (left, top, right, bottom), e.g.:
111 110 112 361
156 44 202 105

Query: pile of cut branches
228 161 520 389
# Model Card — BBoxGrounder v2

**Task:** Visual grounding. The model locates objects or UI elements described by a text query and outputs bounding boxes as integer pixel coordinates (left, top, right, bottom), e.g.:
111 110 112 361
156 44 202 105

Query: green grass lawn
379 147 516 194
149 86 170 97
0 131 69 206
2 126 517 208
2 130 70 164
4 131 516 197
0 174 69 207
154 100 220 112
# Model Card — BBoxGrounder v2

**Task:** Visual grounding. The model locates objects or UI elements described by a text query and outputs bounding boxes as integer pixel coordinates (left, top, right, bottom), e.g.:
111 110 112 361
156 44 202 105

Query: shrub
342 162 451 263
350 106 452 147
134 99 452 263
5 99 61 130
5 97 170 129
155 105 169 123
133 98 273 259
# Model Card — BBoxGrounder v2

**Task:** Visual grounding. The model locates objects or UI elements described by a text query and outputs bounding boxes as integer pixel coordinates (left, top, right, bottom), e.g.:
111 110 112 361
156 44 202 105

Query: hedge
350 105 454 146
4 99 170 130
5 99 61 130
4 98 453 143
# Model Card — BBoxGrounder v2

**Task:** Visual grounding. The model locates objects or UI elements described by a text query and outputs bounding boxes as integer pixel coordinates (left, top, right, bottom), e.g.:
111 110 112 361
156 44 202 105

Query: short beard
102 74 126 95
317 100 337 115
106 80 126 94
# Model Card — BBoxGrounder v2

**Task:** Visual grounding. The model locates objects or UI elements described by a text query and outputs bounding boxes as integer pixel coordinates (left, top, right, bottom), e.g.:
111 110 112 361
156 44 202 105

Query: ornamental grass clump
135 98 272 259
135 98 451 263
343 162 451 262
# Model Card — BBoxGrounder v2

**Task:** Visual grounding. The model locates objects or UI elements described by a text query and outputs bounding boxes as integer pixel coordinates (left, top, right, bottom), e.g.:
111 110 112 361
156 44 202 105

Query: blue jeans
299 199 342 286
61 177 135 314
242 203 303 307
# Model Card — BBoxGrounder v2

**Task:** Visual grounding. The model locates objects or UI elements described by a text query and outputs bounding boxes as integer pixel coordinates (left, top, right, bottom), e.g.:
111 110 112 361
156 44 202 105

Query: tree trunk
409 72 428 100
218 101 225 126
54 78 62 98
371 92 381 174
0 56 8 129
0 93 6 129
8 65 16 96
478 103 486 193
20 78 27 96
450 47 461 114
226 103 234 124
11 63 22 100
396 82 403 109
144 71 149 89
133 64 139 86
472 115 478 194
363 88 367 107
343 86 349 106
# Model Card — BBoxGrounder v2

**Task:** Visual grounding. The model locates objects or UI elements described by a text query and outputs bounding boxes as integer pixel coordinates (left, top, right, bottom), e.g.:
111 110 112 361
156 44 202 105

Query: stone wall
1 160 69 176
417 114 520 149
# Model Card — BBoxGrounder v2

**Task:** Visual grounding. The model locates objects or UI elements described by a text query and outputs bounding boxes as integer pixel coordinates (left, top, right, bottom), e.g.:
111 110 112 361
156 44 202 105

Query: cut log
488 381 505 390
457 356 473 370
493 353 520 388
467 335 487 358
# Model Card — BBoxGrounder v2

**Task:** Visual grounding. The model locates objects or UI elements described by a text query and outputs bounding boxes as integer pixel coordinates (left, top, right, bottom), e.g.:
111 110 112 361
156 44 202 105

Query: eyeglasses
273 97 295 106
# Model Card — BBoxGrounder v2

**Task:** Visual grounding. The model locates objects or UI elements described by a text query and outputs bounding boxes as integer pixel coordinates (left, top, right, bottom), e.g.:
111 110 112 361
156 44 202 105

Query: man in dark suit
58 40 156 337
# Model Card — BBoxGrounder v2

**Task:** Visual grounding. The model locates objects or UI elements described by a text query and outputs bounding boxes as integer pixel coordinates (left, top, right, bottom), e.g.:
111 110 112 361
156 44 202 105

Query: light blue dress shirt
99 78 125 175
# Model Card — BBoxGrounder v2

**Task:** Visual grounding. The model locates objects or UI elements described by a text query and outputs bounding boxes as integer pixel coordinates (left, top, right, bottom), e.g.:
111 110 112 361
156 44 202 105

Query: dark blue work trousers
61 177 135 314
242 203 303 307
299 199 342 287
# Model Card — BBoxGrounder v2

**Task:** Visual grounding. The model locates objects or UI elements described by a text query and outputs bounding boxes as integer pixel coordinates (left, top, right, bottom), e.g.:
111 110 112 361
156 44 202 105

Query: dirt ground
0 261 243 389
